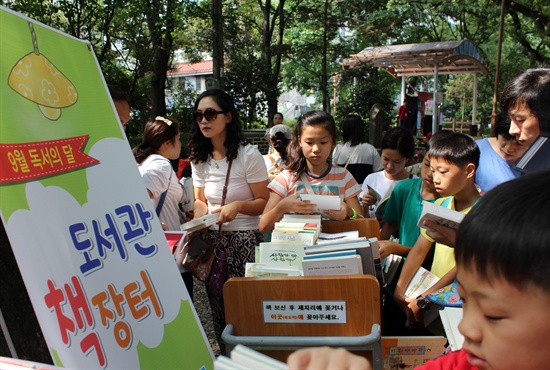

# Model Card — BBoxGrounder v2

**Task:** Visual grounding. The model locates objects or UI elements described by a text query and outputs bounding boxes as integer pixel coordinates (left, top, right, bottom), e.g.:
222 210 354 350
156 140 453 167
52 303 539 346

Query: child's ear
466 163 476 178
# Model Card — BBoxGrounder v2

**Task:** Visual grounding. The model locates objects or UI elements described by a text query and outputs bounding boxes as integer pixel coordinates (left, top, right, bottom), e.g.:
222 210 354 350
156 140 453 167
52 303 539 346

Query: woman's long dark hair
286 111 337 178
342 114 366 146
133 116 179 164
188 89 248 164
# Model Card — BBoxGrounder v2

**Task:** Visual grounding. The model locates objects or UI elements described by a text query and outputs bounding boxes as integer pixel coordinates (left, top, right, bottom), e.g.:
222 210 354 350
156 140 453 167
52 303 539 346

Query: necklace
210 158 223 169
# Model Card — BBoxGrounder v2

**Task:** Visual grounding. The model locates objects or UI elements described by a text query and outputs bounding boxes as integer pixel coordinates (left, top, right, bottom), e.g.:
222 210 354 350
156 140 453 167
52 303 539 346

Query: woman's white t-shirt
263 153 284 173
192 144 268 231
138 154 184 230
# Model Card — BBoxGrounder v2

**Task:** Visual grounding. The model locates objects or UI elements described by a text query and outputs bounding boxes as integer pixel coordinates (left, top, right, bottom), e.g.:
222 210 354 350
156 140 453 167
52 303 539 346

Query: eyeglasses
194 108 226 123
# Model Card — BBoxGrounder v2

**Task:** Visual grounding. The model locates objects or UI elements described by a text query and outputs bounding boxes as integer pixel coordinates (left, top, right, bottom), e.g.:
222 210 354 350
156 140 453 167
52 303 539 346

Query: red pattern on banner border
0 135 99 184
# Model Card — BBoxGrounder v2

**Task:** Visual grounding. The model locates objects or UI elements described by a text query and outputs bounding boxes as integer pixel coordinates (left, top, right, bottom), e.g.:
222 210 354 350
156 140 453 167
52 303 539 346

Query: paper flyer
0 6 214 369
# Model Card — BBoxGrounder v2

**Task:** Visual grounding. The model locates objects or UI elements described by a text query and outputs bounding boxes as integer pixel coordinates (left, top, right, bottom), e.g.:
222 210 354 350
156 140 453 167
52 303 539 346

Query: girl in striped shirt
259 111 363 234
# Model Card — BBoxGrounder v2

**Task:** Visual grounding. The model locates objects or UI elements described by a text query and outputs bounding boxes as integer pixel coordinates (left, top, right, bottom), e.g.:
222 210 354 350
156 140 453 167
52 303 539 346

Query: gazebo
342 40 489 134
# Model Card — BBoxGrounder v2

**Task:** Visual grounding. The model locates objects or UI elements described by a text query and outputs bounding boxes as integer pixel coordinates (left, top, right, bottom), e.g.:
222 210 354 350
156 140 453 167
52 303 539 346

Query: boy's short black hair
456 171 550 294
381 127 415 159
428 131 479 169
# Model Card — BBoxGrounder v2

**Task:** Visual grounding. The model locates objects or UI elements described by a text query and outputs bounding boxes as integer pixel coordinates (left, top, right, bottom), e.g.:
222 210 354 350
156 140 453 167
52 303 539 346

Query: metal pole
472 72 478 131
433 64 439 134
0 306 18 358
491 0 506 135
401 75 406 104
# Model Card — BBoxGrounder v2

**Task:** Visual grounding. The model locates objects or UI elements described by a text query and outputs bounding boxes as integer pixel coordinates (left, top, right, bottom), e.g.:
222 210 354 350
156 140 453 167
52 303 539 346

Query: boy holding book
393 132 480 329
379 132 451 258
288 171 550 369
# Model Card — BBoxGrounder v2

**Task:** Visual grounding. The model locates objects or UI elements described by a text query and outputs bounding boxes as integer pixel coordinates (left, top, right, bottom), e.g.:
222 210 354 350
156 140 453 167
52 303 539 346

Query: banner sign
0 7 214 369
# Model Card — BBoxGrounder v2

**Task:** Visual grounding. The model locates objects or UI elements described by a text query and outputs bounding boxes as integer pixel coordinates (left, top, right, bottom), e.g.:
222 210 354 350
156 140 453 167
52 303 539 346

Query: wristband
350 208 358 220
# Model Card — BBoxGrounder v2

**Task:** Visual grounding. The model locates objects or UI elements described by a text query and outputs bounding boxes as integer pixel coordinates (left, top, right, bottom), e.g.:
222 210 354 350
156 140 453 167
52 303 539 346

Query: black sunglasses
194 108 226 123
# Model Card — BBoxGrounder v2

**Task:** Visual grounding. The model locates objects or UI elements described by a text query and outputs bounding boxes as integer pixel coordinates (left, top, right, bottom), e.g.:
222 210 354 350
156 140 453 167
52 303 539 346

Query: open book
417 200 464 232
367 184 382 200
404 266 440 298
214 344 287 370
404 267 442 326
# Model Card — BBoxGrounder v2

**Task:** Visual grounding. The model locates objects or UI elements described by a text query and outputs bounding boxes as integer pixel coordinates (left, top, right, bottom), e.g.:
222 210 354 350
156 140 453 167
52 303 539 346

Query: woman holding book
259 111 363 234
189 89 269 355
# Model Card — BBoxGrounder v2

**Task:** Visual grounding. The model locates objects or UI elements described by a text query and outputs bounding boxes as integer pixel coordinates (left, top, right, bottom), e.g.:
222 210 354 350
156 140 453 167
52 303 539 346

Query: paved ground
191 277 221 357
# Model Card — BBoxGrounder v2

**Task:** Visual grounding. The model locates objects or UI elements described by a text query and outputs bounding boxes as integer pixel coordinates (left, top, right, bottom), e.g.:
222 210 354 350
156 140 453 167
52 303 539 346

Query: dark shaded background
0 222 52 363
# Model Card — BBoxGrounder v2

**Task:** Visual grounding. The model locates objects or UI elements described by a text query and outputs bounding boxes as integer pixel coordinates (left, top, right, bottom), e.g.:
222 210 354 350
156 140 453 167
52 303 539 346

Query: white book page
298 194 341 212
417 201 464 231
440 307 465 351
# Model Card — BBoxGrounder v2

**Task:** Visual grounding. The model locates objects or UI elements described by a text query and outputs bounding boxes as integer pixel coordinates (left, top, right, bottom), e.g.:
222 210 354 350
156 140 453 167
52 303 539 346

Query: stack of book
303 238 378 278
246 214 321 277
270 214 321 245
248 214 385 280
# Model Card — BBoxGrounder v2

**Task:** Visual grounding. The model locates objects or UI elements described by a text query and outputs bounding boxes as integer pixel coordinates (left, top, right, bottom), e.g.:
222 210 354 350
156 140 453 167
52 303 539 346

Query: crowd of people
114 66 548 369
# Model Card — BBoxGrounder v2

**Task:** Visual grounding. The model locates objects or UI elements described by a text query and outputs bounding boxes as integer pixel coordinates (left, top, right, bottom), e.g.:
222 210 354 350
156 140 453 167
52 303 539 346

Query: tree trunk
260 0 287 127
212 0 224 89
150 46 169 117
321 0 329 112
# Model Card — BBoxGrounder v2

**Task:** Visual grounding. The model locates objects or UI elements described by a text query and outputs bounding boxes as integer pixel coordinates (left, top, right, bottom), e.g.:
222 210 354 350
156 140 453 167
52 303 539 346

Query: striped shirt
268 164 361 201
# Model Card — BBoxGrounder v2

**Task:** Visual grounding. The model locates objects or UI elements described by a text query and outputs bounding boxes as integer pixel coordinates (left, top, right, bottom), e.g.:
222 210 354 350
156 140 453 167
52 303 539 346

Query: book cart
221 219 383 370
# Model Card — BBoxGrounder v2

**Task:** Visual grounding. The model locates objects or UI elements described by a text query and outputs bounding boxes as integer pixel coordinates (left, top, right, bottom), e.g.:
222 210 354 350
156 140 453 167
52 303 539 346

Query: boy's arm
378 240 413 260
406 266 457 325
380 221 397 240
393 235 433 311
379 221 413 259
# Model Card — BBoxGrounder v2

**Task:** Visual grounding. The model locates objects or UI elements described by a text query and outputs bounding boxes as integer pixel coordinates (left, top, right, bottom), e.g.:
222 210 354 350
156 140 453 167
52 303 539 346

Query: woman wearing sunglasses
188 89 269 355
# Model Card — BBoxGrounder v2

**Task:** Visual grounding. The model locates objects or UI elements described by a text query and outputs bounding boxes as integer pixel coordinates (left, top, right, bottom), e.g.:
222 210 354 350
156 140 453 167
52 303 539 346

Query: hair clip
155 116 173 126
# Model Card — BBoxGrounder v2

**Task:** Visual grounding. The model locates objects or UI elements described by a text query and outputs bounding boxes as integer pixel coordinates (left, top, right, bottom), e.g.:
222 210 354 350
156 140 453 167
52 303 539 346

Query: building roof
342 40 488 77
169 60 213 77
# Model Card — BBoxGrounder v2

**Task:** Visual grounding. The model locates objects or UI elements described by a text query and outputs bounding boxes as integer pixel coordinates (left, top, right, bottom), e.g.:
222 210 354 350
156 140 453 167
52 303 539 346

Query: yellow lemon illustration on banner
8 22 78 120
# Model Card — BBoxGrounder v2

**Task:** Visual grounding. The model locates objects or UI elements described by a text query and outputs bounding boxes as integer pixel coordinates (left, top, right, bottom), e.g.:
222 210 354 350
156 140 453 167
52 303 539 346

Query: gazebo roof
342 40 488 77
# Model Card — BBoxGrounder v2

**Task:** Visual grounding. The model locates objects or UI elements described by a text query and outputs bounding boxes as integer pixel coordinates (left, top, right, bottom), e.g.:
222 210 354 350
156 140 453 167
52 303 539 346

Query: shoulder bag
180 159 232 282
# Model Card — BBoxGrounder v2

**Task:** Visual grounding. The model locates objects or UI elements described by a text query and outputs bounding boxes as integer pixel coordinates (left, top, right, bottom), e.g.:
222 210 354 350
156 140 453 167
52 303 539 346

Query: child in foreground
287 171 550 370
259 111 362 234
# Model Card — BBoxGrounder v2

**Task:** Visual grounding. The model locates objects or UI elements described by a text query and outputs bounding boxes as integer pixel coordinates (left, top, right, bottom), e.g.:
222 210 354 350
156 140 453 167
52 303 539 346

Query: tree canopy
2 0 548 136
